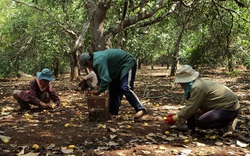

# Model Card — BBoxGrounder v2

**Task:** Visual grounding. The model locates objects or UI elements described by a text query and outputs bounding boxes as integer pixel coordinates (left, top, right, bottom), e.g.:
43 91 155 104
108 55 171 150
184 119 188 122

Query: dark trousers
13 90 50 109
78 79 94 91
108 64 145 115
187 109 239 131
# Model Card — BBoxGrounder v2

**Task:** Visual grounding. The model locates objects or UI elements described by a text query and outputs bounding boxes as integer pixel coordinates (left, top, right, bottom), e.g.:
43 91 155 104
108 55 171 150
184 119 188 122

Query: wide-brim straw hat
174 65 199 83
36 68 55 81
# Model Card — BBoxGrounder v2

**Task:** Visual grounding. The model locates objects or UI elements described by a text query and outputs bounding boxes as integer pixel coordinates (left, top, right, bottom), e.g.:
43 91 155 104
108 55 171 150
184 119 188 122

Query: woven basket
87 96 109 121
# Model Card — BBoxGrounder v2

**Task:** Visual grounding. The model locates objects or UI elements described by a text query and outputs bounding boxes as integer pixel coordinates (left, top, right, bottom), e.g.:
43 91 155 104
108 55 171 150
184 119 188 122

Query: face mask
184 81 193 99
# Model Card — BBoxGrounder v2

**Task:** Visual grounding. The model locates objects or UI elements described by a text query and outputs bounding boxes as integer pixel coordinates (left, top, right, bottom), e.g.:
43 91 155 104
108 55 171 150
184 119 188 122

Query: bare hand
93 90 101 95
40 102 52 109
54 102 60 108
45 104 52 109
85 90 100 96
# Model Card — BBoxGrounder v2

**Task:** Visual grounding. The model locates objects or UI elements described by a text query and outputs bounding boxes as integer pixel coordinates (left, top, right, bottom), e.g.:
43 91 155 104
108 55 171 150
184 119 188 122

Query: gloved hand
166 113 176 125
167 113 175 118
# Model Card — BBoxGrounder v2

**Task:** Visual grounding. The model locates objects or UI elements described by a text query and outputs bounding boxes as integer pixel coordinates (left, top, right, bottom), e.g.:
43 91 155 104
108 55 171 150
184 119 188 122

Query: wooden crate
87 96 109 121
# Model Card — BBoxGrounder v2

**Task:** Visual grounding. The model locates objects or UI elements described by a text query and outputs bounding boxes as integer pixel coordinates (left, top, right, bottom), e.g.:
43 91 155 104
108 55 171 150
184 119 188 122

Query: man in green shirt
79 49 147 119
166 65 240 134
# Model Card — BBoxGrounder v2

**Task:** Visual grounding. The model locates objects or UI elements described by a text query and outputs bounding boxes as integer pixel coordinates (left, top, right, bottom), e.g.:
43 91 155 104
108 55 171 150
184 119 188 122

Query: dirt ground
0 66 250 156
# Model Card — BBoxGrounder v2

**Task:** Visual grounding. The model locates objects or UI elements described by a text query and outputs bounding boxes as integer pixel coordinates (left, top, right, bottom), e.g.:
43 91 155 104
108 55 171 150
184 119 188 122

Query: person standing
79 49 147 119
166 65 240 133
13 68 60 111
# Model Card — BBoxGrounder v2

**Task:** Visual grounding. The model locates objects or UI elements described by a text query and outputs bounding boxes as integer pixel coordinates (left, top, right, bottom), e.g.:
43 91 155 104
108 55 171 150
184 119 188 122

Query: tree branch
118 0 128 48
137 2 179 28
12 0 77 39
106 1 179 36
72 21 90 53
212 0 248 22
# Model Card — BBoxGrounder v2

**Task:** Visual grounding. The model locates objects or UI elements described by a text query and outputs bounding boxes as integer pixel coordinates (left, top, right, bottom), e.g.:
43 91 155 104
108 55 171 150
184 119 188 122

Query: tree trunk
70 22 90 80
226 30 234 72
170 27 185 76
52 58 59 78
86 0 112 52
137 59 141 69
70 50 79 81
151 64 154 70
228 57 233 72
118 0 128 49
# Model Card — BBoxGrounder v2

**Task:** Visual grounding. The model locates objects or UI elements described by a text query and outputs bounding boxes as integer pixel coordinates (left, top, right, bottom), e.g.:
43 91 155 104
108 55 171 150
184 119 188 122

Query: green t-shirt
93 49 136 93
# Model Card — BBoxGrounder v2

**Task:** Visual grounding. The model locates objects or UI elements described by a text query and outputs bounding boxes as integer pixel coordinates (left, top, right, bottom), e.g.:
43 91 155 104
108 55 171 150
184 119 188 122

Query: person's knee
196 119 208 129
120 85 131 93
78 80 89 91
12 90 20 95
12 90 21 98
39 92 50 103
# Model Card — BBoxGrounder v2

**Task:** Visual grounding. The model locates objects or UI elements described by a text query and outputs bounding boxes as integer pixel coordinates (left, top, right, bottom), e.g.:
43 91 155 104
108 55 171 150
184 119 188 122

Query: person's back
192 78 239 111
84 70 98 89
177 77 240 121
93 49 136 81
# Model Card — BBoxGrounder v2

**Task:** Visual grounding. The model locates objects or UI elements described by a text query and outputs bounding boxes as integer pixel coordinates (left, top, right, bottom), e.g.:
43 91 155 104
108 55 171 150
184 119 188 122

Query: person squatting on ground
79 49 147 119
166 65 240 134
78 69 98 91
13 68 60 111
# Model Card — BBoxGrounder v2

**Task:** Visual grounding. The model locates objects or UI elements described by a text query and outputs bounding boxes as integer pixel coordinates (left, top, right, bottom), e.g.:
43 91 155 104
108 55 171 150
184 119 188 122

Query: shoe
220 117 239 136
134 110 147 119
19 107 31 111
17 108 30 114
171 125 188 131
191 130 206 137
228 117 238 131
107 113 117 119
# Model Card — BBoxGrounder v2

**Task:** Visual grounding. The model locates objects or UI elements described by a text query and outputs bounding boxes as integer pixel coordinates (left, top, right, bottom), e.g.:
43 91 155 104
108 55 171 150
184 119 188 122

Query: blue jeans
187 109 239 131
108 64 145 115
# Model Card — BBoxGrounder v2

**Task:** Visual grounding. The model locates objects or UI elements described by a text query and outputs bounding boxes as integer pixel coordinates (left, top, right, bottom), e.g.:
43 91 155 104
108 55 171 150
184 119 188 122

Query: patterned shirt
18 78 60 105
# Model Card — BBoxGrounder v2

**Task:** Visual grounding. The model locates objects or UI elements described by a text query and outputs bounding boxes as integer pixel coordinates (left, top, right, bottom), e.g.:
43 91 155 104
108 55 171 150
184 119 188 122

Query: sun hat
36 68 55 81
79 53 91 68
174 65 199 83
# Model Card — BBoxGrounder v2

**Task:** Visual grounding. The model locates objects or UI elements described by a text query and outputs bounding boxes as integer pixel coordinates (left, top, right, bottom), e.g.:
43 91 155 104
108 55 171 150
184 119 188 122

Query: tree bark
226 35 234 72
86 0 112 52
70 22 90 80
170 27 185 76
118 0 128 49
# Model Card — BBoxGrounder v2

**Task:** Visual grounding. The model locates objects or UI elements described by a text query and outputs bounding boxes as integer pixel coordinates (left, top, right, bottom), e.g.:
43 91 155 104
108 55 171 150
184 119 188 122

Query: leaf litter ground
0 66 250 156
